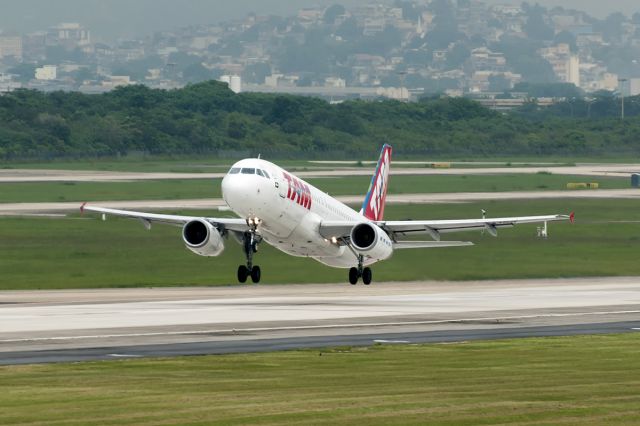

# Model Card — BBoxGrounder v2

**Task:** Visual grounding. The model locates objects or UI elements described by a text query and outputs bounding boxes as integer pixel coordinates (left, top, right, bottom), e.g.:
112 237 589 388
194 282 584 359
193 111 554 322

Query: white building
220 75 242 93
0 36 23 59
47 23 90 48
35 65 57 81
325 77 346 88
103 75 131 88
539 44 580 87
264 74 299 88
567 55 580 87
491 5 522 16
0 73 21 93
628 78 640 96
600 73 620 92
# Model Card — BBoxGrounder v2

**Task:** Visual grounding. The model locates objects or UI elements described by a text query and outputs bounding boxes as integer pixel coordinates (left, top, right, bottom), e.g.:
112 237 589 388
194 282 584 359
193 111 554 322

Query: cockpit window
262 170 270 179
256 169 264 177
229 168 240 174
241 168 256 175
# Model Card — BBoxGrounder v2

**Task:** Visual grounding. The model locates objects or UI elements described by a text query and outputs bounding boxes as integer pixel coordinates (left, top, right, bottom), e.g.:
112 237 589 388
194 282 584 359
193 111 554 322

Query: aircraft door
274 173 287 198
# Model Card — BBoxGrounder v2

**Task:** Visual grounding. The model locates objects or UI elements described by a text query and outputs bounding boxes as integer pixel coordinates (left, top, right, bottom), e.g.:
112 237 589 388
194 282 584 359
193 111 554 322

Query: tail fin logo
362 144 392 221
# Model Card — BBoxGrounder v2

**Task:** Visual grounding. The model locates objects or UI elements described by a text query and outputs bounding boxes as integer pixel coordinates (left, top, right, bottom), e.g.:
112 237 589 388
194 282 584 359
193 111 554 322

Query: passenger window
262 170 270 179
256 169 264 177
241 168 256 175
229 168 240 174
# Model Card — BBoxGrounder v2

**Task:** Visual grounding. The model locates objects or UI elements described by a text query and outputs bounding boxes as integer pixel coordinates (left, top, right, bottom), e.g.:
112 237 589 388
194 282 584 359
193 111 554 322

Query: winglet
80 202 87 216
361 144 392 221
569 212 575 224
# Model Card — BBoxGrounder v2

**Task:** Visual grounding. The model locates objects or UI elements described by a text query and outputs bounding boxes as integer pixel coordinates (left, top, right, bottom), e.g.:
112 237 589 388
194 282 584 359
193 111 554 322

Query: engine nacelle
182 220 225 257
350 223 393 261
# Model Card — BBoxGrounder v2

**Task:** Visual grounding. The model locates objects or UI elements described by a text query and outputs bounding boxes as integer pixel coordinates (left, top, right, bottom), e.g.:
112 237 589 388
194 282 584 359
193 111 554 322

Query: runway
2 277 640 365
1 163 639 182
2 189 640 215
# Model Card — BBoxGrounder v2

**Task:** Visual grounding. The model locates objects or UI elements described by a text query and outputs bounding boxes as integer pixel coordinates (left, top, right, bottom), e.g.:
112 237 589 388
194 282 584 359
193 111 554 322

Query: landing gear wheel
362 267 372 285
251 266 261 284
239 227 263 284
237 265 249 283
348 267 359 285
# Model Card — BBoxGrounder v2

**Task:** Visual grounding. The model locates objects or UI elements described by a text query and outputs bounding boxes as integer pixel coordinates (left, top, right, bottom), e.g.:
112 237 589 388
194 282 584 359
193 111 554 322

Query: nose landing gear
348 255 372 285
238 221 262 284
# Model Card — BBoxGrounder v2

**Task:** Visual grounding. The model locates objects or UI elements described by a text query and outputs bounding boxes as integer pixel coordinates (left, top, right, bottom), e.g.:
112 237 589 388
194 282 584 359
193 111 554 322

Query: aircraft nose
222 174 248 210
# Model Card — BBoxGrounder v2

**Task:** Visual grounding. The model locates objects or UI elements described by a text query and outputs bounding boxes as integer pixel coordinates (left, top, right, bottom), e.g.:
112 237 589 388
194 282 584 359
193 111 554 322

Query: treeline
1 81 640 160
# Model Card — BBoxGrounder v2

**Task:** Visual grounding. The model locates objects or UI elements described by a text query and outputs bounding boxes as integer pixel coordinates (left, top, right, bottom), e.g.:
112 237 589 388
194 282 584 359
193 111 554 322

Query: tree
112 55 164 82
554 31 577 52
227 113 248 139
243 62 272 84
394 0 422 21
492 37 556 84
489 74 511 92
596 12 627 43
323 4 345 25
71 67 95 84
3 82 640 160
426 0 462 50
523 4 554 41
335 17 361 40
183 63 213 84
7 63 37 83
446 43 470 69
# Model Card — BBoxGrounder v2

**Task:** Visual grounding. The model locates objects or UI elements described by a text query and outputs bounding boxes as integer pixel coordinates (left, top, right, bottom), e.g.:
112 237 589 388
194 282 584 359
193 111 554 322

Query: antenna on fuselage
258 154 262 159
481 209 487 236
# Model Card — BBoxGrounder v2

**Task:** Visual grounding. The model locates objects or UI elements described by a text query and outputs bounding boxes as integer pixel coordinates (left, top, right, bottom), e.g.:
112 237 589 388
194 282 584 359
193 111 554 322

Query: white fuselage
221 159 381 268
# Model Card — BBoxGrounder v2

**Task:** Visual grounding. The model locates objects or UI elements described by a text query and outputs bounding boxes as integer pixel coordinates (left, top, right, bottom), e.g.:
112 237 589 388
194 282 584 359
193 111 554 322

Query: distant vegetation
1 80 640 160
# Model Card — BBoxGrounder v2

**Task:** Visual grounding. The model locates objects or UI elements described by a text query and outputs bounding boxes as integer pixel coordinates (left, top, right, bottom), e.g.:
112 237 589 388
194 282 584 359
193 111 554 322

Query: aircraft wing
376 214 572 239
319 214 571 244
392 241 474 249
81 205 250 232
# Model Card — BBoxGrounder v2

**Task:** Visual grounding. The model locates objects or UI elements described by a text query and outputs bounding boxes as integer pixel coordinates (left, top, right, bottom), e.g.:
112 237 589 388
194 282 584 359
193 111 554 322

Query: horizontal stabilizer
393 241 474 249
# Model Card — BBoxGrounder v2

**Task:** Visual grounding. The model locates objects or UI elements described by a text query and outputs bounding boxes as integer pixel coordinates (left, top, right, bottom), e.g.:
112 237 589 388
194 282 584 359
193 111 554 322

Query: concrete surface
2 277 640 364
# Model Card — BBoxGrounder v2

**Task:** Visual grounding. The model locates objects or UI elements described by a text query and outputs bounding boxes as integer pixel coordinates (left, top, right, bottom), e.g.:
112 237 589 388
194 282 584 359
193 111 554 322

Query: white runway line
108 354 142 358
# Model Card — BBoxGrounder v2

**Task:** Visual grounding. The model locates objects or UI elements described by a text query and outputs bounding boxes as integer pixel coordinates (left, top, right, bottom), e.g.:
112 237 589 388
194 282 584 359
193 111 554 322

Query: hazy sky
0 1 638 41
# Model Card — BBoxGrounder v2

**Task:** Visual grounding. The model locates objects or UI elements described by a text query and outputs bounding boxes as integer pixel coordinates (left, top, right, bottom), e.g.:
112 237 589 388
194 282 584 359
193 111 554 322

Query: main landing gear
349 255 372 285
238 228 262 284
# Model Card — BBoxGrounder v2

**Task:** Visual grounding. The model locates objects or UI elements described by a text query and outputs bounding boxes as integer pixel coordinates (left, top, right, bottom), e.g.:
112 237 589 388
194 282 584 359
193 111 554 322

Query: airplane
82 144 571 285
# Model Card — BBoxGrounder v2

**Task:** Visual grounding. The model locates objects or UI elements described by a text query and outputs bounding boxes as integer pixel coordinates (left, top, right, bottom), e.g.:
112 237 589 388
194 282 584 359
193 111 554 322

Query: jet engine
182 220 225 257
350 223 393 261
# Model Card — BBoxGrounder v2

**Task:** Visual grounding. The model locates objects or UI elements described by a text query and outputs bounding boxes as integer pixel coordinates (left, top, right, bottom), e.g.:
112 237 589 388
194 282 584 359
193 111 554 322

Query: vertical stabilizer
361 144 392 221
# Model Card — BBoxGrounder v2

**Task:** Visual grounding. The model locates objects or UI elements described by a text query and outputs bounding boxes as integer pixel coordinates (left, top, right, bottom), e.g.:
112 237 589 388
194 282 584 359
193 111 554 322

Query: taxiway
2 188 640 215
1 163 639 183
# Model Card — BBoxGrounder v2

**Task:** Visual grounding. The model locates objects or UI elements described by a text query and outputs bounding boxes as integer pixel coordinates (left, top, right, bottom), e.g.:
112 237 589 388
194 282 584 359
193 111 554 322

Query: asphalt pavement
2 278 640 365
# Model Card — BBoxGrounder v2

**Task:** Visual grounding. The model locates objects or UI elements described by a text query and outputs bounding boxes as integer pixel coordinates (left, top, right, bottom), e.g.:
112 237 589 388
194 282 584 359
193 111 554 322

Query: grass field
2 333 640 425
1 199 639 290
1 158 332 173
0 173 630 203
